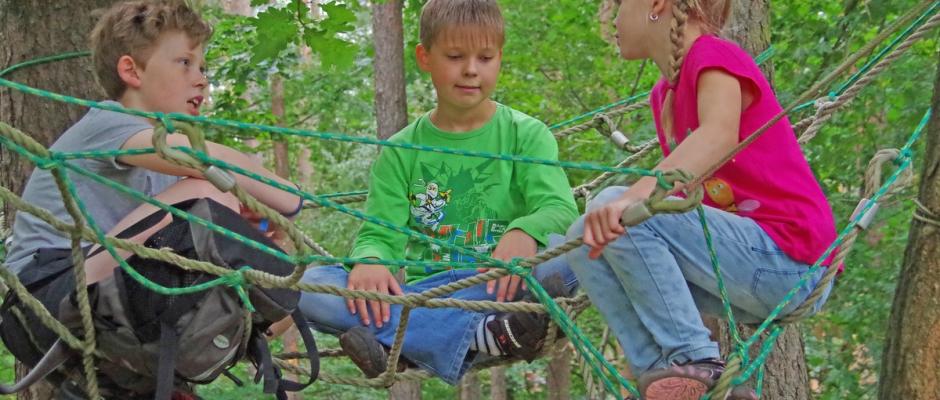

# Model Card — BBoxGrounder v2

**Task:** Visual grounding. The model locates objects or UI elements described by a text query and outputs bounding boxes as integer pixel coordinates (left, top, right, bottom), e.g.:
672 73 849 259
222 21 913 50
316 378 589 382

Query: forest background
0 0 937 399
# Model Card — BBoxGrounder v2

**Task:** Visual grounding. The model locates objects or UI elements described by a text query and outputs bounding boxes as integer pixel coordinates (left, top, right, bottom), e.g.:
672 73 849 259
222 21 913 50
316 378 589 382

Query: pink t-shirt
650 35 836 266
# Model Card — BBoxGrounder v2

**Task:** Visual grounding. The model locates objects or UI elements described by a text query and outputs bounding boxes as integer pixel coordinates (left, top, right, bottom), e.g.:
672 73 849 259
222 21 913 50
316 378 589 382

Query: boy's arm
505 125 579 246
487 123 578 302
119 130 301 214
346 146 412 327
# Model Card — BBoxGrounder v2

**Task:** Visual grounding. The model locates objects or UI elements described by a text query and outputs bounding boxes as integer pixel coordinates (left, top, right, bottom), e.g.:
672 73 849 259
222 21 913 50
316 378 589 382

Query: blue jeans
298 245 578 385
566 187 833 376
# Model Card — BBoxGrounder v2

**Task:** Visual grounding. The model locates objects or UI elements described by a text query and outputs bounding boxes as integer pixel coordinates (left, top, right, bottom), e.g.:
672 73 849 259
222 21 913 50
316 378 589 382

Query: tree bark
1 2 120 399
490 366 508 400
546 347 572 400
877 50 940 400
712 2 810 399
371 0 407 140
370 0 416 398
458 371 481 400
272 76 291 179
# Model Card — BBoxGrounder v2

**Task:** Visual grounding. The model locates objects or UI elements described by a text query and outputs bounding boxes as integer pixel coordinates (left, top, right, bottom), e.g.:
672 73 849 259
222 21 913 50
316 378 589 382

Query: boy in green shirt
297 0 579 384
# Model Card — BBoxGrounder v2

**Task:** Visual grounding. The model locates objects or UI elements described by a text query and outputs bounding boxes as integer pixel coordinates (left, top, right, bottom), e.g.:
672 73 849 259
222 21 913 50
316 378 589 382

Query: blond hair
419 0 505 49
667 0 731 84
90 0 212 98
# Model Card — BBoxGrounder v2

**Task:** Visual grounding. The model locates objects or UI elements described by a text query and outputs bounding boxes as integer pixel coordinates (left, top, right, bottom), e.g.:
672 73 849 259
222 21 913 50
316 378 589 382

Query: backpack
1 198 319 399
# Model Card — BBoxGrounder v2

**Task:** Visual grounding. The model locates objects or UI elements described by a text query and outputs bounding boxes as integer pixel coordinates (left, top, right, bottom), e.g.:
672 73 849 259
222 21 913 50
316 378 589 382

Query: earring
649 13 659 22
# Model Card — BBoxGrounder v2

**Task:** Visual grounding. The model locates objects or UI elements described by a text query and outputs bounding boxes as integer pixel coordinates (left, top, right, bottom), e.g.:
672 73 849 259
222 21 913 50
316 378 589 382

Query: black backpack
1 198 319 399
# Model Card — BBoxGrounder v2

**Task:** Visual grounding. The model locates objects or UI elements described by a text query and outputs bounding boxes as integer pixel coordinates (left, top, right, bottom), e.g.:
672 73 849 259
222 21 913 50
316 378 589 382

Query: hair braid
667 0 693 86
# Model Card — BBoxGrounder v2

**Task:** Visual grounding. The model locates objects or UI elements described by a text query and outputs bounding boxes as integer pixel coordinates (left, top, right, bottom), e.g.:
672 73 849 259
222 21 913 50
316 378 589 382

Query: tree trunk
712 2 810 399
1 2 120 399
546 347 572 400
371 0 416 398
490 366 508 400
877 50 940 400
371 0 407 140
458 371 481 400
272 76 291 180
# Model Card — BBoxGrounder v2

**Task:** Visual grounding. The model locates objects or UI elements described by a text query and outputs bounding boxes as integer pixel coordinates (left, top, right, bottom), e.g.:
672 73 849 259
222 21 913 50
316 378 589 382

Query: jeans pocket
751 267 811 315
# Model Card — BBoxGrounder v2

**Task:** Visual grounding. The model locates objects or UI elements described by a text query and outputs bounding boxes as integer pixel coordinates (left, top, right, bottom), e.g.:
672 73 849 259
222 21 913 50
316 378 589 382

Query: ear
116 55 143 89
416 43 431 72
650 0 668 17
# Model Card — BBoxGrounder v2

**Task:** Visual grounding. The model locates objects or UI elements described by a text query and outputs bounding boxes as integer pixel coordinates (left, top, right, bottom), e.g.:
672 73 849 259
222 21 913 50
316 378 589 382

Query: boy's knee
178 179 240 210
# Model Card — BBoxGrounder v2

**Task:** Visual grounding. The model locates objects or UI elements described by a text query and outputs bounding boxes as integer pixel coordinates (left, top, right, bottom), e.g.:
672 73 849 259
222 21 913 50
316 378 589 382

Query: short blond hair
90 0 212 99
419 0 505 49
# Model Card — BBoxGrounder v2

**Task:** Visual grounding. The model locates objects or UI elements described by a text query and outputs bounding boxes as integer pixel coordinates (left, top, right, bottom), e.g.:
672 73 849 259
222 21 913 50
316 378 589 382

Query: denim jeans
298 243 578 385
566 186 833 376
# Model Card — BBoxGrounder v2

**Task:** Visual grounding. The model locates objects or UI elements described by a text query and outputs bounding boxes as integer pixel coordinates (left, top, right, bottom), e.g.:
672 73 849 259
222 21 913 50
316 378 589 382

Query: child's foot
485 273 571 362
339 326 408 378
637 358 757 400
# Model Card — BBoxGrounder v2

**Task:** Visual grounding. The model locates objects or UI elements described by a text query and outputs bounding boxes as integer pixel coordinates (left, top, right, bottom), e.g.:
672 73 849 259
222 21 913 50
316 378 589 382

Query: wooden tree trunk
1 2 120 399
458 371 481 400
712 2 810 399
372 0 407 140
490 366 508 400
546 347 572 400
877 50 940 400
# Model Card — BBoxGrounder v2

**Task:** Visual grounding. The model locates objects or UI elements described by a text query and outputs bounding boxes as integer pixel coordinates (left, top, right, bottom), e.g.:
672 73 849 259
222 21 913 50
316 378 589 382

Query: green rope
792 1 939 113
0 51 91 78
0 77 664 179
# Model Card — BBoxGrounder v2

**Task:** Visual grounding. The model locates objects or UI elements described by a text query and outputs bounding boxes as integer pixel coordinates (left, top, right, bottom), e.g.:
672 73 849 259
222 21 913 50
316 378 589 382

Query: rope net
0 1 936 398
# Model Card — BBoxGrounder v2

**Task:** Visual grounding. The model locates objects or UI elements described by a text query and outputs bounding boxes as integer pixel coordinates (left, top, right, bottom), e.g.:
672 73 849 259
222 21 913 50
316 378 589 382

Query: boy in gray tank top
1 1 304 396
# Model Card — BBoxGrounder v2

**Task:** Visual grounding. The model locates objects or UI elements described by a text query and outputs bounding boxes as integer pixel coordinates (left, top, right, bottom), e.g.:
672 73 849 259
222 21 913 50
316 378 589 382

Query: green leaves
250 6 299 64
247 0 359 70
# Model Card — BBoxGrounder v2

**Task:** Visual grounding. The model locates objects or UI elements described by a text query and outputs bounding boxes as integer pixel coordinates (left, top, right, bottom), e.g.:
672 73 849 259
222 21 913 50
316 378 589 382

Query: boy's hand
347 263 404 328
240 203 293 252
479 229 537 302
583 196 643 259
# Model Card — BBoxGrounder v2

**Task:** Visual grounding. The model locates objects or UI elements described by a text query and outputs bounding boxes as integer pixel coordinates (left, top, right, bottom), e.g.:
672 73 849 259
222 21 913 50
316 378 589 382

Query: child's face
614 0 652 60
417 27 502 113
133 31 208 116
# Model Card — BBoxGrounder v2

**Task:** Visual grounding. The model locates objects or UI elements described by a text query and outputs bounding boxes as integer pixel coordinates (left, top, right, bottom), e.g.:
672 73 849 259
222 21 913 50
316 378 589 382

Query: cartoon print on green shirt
408 159 508 266
409 180 452 229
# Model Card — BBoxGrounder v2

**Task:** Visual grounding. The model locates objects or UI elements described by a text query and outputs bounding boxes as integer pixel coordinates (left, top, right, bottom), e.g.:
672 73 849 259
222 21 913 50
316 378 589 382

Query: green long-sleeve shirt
351 104 578 281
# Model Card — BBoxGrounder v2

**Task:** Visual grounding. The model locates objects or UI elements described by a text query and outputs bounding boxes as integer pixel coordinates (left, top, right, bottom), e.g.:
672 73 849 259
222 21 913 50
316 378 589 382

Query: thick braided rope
47 167 100 399
796 11 940 144
152 123 310 287
553 101 649 140
780 149 914 323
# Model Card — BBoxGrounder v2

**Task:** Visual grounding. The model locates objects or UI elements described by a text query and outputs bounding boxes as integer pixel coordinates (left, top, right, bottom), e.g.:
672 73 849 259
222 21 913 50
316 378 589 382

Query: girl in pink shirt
564 1 837 399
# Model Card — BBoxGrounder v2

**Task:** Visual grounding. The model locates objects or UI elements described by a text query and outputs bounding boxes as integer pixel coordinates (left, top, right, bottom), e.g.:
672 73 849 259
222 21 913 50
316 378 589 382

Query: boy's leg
298 267 492 385
83 178 239 285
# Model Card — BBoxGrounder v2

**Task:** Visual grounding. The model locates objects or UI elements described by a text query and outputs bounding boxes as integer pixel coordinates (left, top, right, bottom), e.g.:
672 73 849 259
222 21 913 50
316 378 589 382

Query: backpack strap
249 310 320 399
154 320 179 400
0 339 72 394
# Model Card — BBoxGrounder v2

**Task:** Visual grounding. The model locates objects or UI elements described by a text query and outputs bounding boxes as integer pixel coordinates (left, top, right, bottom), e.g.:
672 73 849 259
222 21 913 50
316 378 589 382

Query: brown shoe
339 326 407 378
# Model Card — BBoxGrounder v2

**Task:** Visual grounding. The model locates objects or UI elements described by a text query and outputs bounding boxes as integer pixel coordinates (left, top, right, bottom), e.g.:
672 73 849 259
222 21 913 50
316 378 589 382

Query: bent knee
586 186 629 213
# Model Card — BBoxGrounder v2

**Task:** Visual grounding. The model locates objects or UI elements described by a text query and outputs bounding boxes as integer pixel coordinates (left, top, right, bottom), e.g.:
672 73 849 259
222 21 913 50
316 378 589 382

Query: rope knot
223 266 256 313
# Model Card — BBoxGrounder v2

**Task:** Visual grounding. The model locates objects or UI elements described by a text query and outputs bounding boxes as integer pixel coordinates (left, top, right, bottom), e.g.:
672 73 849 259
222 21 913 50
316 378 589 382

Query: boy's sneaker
339 326 408 379
486 273 570 362
637 358 757 400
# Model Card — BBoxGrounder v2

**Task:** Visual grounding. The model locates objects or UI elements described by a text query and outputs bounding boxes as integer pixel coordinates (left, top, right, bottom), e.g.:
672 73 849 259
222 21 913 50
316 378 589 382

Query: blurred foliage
1 0 937 398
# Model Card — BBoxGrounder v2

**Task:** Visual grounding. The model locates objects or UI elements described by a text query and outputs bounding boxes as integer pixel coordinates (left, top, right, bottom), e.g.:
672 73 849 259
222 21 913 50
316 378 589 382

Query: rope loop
863 148 915 198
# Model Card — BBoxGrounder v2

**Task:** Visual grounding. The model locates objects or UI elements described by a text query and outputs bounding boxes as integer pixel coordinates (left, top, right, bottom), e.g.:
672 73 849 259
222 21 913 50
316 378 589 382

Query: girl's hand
583 196 644 259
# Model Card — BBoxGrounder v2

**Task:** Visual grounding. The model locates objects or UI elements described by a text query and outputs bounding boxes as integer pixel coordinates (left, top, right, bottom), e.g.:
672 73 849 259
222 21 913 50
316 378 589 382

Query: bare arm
118 130 302 213
584 69 749 256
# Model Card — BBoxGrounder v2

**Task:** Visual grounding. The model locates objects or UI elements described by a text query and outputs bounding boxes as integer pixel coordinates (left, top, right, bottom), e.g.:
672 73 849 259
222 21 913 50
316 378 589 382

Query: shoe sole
643 377 709 400
339 329 388 379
